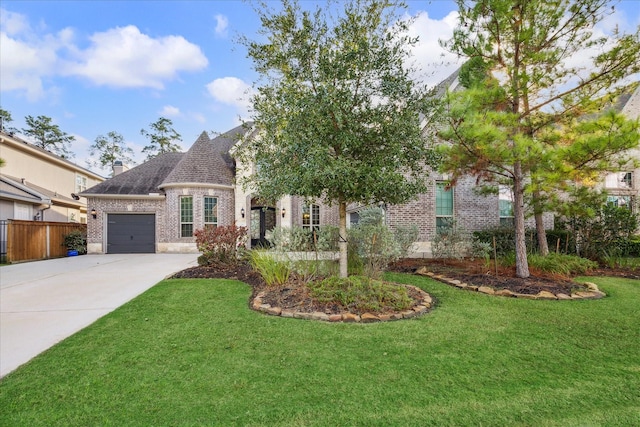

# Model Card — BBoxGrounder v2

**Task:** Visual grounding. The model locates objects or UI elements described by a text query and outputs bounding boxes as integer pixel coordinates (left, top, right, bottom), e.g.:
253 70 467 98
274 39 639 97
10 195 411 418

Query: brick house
81 77 554 256
82 115 542 255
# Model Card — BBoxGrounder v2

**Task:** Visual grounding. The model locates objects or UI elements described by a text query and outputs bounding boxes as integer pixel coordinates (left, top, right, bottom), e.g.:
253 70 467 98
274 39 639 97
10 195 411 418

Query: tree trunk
532 190 549 256
513 163 530 278
535 211 549 256
339 201 348 278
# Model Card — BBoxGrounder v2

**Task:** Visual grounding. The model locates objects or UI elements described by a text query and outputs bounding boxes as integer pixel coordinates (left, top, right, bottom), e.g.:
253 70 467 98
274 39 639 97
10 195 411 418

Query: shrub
394 224 419 258
62 230 87 254
267 226 312 251
556 202 639 260
315 225 340 252
348 208 396 279
431 220 471 259
348 207 419 278
248 250 291 287
194 225 247 267
308 275 413 313
473 226 520 257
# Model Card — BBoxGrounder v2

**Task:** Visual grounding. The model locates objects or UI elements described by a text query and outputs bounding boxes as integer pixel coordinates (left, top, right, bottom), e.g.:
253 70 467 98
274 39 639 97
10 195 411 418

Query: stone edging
252 285 434 323
415 267 606 300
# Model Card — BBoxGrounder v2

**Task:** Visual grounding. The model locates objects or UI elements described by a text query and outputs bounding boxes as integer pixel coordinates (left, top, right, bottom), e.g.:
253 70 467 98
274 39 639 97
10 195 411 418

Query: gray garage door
107 214 155 254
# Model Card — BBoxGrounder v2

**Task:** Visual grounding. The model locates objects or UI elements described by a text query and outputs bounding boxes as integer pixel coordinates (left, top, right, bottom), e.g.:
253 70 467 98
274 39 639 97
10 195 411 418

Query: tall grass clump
308 275 413 313
248 250 291 287
501 252 597 275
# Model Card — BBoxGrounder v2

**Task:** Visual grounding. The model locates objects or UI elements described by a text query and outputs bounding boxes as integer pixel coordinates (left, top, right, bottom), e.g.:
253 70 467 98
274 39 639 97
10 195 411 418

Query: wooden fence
3 220 86 263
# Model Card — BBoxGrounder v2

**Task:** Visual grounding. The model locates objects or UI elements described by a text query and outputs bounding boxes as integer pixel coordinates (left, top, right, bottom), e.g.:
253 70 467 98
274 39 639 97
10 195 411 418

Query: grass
1 274 639 426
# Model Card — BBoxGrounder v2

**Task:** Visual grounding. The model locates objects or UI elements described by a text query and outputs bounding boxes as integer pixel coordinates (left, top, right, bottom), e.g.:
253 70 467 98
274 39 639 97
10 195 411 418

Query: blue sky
1 1 639 176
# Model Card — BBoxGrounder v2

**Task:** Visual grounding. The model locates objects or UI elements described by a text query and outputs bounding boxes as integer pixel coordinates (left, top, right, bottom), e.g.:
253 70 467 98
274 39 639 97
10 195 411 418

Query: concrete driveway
0 253 197 378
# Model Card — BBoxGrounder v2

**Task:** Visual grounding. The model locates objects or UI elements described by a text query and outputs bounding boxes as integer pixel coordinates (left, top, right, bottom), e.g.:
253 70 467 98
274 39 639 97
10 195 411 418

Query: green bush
248 250 291 287
394 224 419 258
556 201 639 260
308 275 413 313
348 207 412 279
473 226 520 257
63 230 87 254
267 225 340 252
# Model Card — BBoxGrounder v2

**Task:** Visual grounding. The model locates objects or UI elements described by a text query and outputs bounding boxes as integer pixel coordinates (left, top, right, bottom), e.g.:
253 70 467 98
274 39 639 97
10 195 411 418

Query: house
601 84 640 213
80 72 558 256
0 131 104 223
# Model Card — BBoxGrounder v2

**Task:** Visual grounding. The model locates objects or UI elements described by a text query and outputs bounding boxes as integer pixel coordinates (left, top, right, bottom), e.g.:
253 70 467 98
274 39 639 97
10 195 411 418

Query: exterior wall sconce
90 208 97 219
281 208 286 218
241 207 245 218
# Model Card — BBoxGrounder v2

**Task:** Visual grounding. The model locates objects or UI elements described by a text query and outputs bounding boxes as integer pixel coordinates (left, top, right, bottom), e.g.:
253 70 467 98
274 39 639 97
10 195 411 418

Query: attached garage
107 214 156 254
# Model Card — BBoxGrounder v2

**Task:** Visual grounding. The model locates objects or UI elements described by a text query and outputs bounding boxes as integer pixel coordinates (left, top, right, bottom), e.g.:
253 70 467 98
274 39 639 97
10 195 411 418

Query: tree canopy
238 0 439 277
439 0 640 278
0 108 17 134
140 117 182 160
88 131 136 176
22 115 75 159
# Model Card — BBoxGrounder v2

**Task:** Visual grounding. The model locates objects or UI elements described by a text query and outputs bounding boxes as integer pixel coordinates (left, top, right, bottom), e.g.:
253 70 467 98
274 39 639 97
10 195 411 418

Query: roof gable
160 124 249 188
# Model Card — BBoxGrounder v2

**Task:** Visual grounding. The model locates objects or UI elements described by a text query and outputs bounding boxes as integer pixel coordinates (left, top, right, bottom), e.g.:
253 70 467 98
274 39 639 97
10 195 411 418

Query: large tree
140 117 182 160
22 115 75 159
439 0 640 278
88 131 136 175
238 0 438 277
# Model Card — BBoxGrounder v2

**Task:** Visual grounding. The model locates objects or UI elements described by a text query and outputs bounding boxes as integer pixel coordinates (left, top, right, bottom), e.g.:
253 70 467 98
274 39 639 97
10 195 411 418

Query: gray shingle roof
81 124 253 196
81 152 184 195
160 124 249 188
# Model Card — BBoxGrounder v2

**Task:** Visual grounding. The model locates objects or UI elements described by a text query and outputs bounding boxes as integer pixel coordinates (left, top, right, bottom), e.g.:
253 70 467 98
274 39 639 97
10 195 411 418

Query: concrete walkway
0 253 197 378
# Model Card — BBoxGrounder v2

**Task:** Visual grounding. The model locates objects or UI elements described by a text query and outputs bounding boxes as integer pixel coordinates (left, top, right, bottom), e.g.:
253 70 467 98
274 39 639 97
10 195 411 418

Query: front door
250 207 276 248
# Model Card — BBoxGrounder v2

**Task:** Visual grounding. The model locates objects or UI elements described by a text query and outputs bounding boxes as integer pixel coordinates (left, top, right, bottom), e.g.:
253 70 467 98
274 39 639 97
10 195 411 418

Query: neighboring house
0 131 104 223
601 84 640 213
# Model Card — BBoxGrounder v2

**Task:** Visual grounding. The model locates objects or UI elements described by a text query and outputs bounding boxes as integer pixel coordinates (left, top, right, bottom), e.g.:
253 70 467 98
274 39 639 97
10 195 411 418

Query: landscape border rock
415 267 606 300
252 285 434 322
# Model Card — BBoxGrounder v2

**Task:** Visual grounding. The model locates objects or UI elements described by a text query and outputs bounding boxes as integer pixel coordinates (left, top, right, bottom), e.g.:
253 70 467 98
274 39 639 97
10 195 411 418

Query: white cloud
214 14 229 38
206 77 254 111
64 25 208 88
0 10 209 99
0 9 68 100
159 105 181 117
0 8 30 35
405 11 461 88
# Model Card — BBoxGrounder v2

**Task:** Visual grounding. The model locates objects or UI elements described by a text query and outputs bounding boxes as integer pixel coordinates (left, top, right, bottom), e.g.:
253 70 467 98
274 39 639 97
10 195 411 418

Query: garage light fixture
241 207 245 218
91 208 97 219
281 208 286 218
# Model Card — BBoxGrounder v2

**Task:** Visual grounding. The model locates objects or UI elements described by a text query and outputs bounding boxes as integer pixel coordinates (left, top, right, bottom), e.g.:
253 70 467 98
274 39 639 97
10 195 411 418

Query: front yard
1 273 638 426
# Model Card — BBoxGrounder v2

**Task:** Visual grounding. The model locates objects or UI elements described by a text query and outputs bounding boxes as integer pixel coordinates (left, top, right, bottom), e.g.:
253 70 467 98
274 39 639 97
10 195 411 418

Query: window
180 196 193 237
607 195 632 210
605 172 633 189
75 174 87 193
302 204 320 232
204 197 218 228
435 182 453 231
499 186 515 226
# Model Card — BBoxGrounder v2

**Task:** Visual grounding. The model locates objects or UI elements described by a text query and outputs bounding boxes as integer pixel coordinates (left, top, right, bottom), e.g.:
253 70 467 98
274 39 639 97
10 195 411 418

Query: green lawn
1 274 639 426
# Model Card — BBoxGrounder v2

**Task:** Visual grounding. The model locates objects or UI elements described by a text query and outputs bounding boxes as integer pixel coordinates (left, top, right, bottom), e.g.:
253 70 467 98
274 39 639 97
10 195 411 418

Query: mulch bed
171 258 638 315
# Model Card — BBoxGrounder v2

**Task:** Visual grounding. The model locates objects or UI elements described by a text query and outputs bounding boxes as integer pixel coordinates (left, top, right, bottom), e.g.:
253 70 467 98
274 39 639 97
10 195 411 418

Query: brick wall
86 186 235 253
164 187 235 243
